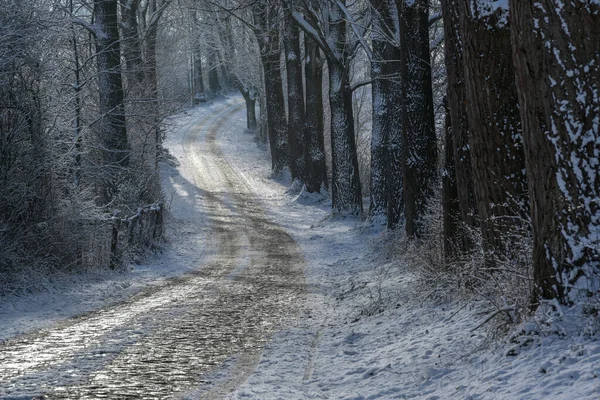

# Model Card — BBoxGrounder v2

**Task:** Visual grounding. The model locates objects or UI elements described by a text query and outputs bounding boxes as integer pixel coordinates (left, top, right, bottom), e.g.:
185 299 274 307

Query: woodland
0 0 599 323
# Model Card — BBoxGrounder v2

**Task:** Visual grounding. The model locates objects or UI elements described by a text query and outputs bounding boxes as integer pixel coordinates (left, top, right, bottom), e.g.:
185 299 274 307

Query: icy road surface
0 99 305 399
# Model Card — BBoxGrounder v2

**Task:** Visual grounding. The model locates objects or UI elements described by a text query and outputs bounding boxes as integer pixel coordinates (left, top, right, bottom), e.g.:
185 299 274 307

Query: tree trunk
70 1 83 186
246 95 257 131
283 5 306 181
510 0 600 303
458 1 529 256
304 35 327 193
324 4 362 215
369 0 403 227
120 0 144 86
253 3 288 172
190 10 205 97
329 61 363 215
442 97 461 261
400 0 437 237
441 0 476 230
236 81 258 131
207 44 221 94
142 0 164 201
94 0 129 204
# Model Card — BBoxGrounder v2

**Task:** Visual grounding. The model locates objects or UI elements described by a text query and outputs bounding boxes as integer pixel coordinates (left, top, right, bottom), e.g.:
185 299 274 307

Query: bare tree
293 0 363 215
93 0 130 204
283 2 306 181
252 0 289 171
368 0 403 227
303 20 327 193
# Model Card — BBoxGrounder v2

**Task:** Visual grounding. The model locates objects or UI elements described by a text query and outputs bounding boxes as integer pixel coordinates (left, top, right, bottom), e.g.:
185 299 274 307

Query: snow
2 97 599 398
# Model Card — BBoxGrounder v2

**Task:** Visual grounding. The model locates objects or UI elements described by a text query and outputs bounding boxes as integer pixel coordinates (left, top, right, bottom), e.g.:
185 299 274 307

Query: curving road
0 99 306 399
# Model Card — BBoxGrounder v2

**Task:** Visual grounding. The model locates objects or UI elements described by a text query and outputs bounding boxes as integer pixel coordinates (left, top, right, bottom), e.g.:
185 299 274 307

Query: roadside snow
0 101 226 342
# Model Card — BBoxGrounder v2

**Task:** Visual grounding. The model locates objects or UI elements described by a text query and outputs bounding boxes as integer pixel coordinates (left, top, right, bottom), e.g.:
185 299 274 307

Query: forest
1 0 599 352
0 0 599 397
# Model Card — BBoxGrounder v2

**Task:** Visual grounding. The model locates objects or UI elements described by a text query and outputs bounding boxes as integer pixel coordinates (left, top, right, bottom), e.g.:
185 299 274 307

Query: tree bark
441 0 476 230
329 61 363 215
293 0 362 213
207 42 221 93
253 3 288 172
303 34 327 193
442 97 461 261
283 5 306 181
400 0 437 237
236 80 258 131
510 0 600 302
190 10 205 97
120 0 144 86
369 0 403 228
94 0 129 204
458 1 529 255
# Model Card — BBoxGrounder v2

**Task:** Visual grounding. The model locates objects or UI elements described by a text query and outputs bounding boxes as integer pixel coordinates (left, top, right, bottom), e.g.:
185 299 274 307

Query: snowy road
0 99 306 399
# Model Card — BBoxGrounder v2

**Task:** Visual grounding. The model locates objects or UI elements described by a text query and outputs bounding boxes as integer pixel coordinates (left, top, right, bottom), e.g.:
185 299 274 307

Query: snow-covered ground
1 96 599 399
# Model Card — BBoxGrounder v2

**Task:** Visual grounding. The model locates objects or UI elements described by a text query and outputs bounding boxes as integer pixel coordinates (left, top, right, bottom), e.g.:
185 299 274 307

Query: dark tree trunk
326 5 362 215
441 0 476 230
442 97 461 261
329 61 363 215
207 45 221 93
510 0 600 303
236 81 258 131
142 0 165 202
458 1 529 256
303 35 327 193
369 0 403 227
94 0 129 204
70 0 83 186
293 0 362 212
253 3 288 172
283 5 306 181
120 0 144 86
245 95 257 131
217 13 235 88
400 0 437 237
193 53 205 97
190 10 205 97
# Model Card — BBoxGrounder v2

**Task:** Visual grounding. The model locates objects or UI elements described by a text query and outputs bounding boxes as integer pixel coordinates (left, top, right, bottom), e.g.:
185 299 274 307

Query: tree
283 2 306 181
440 0 476 259
190 10 205 98
294 0 363 215
252 0 289 172
368 0 403 228
399 0 438 236
303 30 327 193
93 0 130 204
458 0 528 256
510 0 600 303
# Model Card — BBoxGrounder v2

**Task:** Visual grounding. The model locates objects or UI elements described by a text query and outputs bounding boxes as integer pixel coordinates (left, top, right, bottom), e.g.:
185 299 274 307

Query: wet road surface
0 100 306 399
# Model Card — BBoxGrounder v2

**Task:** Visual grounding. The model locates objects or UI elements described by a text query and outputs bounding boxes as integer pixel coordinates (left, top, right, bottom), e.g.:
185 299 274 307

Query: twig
444 293 478 322
470 306 515 332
